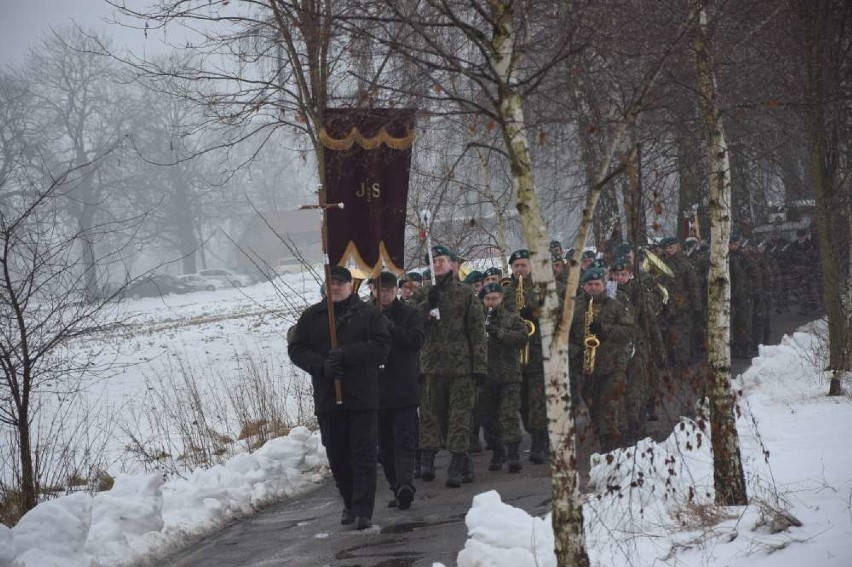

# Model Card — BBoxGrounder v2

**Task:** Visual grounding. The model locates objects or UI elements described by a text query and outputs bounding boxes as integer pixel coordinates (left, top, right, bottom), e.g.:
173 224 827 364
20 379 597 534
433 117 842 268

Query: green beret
659 236 680 248
426 244 457 264
483 267 503 278
582 250 596 259
464 270 484 284
478 282 503 299
612 257 632 271
406 271 423 283
509 249 530 264
580 267 606 284
422 268 432 279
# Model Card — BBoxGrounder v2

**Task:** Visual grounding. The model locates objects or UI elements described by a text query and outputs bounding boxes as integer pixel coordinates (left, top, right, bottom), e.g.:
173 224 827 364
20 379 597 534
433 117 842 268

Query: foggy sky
0 0 172 65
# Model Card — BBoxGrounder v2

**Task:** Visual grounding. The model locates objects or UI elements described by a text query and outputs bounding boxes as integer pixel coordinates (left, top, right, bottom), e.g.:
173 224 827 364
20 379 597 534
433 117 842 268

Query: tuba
583 297 601 374
516 275 537 364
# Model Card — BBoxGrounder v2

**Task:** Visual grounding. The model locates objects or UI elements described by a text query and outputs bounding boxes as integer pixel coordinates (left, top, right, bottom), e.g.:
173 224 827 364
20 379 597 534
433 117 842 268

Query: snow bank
5 426 328 567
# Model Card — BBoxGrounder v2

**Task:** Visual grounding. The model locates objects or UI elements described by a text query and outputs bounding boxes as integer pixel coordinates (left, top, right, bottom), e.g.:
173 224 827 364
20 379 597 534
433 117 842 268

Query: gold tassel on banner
319 127 416 151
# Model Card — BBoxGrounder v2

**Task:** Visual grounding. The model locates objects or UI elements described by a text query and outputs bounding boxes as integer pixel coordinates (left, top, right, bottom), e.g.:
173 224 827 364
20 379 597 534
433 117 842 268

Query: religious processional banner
321 108 416 277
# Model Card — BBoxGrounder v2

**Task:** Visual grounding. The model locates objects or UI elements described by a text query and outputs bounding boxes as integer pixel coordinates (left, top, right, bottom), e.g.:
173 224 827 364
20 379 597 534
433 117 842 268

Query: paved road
164 311 811 567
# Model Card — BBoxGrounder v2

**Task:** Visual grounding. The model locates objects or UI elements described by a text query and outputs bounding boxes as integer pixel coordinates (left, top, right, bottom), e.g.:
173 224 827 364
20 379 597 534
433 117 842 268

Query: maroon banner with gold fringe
322 108 416 276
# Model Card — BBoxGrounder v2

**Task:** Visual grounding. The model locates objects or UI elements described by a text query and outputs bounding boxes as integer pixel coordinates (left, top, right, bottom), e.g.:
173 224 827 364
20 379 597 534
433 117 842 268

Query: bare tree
0 157 132 517
27 27 133 301
691 0 748 506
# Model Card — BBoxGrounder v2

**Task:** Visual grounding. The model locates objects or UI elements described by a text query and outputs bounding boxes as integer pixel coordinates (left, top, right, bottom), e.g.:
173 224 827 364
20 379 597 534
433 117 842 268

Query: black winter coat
378 298 425 408
288 294 391 414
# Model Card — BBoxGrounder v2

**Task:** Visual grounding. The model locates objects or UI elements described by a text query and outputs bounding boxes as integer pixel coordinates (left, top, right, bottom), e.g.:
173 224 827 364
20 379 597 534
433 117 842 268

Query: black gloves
588 321 604 338
323 348 345 380
472 373 487 387
428 286 440 308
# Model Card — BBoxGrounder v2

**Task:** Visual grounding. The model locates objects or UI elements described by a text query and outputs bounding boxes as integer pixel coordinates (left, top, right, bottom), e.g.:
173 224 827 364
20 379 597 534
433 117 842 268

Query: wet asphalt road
162 311 811 567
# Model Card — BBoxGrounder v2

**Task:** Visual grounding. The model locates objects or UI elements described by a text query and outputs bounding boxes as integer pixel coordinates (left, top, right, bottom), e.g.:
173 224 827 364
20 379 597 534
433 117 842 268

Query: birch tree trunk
691 2 748 506
487 4 589 564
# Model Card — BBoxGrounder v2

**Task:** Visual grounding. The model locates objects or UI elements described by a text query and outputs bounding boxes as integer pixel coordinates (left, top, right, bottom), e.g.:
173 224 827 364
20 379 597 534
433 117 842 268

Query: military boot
421 449 436 482
488 443 506 471
506 443 522 473
461 453 475 483
488 444 506 472
445 452 465 488
528 430 546 464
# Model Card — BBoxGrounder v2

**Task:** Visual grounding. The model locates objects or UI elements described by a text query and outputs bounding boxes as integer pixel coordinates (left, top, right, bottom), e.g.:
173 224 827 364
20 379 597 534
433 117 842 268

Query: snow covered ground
2 277 851 566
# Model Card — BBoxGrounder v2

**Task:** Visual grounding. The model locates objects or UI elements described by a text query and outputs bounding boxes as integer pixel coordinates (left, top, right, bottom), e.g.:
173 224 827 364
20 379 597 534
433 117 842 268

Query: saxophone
516 275 536 365
583 297 601 374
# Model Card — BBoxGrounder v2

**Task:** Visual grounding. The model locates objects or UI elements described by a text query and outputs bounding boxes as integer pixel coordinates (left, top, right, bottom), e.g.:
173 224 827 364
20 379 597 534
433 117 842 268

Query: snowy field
1 276 851 566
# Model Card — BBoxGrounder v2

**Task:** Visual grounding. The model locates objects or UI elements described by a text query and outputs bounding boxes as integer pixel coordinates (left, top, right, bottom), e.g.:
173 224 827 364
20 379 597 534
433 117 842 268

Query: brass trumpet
583 297 600 374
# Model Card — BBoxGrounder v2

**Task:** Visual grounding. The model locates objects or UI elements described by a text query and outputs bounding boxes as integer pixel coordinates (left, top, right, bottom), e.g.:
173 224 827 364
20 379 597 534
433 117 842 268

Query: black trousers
378 406 417 492
318 409 378 519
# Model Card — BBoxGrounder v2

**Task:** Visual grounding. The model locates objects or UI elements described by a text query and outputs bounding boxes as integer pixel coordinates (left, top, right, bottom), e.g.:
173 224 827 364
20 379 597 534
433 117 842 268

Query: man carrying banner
288 266 391 530
412 245 488 488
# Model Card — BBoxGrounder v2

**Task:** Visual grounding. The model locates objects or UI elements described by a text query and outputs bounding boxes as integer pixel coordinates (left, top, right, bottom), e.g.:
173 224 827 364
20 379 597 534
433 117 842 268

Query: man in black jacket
288 266 391 530
374 271 425 510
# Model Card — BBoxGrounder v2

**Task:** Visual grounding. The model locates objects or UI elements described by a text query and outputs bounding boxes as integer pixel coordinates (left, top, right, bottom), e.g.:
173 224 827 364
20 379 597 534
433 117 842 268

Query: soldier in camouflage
611 258 666 444
659 237 703 369
479 282 528 473
505 249 554 464
410 245 488 488
570 267 635 452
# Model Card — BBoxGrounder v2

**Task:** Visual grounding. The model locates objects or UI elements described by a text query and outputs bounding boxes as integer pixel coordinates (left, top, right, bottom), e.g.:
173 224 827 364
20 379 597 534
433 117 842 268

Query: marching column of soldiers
288 230 819 529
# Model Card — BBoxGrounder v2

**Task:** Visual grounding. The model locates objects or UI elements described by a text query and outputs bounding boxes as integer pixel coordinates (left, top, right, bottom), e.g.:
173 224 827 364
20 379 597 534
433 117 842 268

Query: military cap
591 258 608 269
406 271 423 283
509 249 530 264
483 266 503 278
426 244 457 263
464 270 484 284
582 250 596 259
478 282 504 299
612 257 632 272
580 267 606 284
377 271 398 288
565 247 576 260
329 265 352 282
659 236 680 248
613 242 633 258
422 268 432 280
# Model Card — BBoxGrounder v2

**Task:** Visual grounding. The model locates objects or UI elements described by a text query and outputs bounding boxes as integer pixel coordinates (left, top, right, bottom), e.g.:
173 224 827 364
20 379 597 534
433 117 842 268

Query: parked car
230 265 272 284
125 275 194 298
197 268 253 288
178 274 226 292
274 258 306 275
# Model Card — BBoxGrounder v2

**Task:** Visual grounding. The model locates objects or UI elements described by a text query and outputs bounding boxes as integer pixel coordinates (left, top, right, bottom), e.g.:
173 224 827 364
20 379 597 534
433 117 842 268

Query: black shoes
355 516 372 530
421 449 436 482
341 508 354 525
396 484 415 510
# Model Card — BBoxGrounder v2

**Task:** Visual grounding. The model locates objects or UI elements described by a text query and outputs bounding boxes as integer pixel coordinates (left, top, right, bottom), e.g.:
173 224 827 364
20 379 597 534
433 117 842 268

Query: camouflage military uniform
480 303 527 449
411 273 487 454
505 276 562 461
569 292 634 452
616 277 665 444
661 252 702 368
